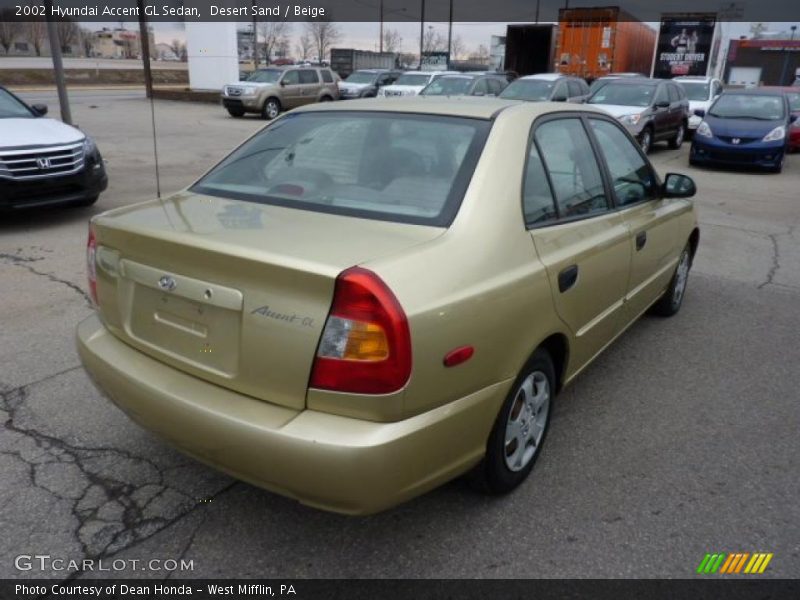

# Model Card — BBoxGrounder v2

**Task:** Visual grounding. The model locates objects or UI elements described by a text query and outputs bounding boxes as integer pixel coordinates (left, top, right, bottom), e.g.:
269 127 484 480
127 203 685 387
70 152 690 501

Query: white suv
673 76 723 132
378 71 459 97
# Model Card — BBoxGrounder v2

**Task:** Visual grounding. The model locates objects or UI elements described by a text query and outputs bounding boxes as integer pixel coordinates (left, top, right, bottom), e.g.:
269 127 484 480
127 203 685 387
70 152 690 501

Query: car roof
521 73 565 81
674 76 715 82
721 88 786 96
289 96 608 120
603 78 660 86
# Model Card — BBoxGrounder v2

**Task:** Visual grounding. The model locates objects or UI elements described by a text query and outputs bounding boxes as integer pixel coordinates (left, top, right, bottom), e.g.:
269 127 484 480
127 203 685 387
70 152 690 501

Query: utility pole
137 0 153 99
379 0 384 53
44 0 71 124
447 0 453 68
252 0 259 68
419 0 425 70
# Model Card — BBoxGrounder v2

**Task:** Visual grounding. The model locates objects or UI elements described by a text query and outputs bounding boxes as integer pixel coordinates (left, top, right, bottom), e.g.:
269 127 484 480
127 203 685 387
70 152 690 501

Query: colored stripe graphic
699 552 773 575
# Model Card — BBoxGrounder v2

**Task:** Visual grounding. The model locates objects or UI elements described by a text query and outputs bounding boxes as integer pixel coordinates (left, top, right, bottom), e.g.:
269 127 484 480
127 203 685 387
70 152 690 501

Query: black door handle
636 231 647 251
558 265 579 293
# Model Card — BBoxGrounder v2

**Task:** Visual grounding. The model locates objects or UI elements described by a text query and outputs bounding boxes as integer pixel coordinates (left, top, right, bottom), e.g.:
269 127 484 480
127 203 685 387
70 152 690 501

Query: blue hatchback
690 89 795 173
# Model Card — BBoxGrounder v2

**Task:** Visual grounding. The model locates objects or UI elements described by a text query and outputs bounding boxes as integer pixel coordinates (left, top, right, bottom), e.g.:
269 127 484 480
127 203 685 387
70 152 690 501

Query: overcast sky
92 21 798 54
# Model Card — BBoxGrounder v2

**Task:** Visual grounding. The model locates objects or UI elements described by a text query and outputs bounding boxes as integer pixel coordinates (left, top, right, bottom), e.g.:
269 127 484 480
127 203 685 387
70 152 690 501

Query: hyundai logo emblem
158 275 177 292
36 157 51 169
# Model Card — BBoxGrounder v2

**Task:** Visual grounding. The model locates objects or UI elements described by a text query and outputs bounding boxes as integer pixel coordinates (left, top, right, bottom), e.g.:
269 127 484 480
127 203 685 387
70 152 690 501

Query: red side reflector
443 345 474 368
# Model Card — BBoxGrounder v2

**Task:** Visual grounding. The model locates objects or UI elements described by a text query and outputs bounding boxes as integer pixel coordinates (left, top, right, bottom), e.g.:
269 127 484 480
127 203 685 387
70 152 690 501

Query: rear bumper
77 315 507 515
0 153 107 209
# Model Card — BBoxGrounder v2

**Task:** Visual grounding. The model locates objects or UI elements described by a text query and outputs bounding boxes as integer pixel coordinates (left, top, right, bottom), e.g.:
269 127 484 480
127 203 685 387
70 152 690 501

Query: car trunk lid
91 192 442 410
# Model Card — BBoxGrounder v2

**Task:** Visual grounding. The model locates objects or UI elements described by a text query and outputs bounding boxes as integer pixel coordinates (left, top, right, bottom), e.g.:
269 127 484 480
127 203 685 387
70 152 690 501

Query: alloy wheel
504 371 550 472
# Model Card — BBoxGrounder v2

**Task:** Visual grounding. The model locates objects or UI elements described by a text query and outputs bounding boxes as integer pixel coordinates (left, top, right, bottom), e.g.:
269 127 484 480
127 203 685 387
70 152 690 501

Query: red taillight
87 226 98 306
310 267 411 394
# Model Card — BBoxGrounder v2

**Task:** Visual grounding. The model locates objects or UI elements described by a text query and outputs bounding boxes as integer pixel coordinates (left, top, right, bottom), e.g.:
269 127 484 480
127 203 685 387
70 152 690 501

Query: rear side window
191 112 490 227
300 70 319 84
320 69 333 83
522 142 557 226
568 81 582 97
668 84 680 102
589 119 657 206
534 119 608 219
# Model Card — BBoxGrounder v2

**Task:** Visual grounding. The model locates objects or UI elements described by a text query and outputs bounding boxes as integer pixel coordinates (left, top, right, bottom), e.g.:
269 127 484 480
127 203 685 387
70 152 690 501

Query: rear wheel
669 123 686 149
650 243 691 317
262 98 281 120
638 127 653 154
319 95 333 102
471 349 554 494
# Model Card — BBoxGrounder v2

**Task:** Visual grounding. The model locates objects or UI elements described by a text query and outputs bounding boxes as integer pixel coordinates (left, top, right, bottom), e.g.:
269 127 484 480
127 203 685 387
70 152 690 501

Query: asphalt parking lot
1 90 799 580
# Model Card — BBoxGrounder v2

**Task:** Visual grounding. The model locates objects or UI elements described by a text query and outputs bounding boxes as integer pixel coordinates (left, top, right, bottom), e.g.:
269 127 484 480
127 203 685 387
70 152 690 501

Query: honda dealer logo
36 157 51 169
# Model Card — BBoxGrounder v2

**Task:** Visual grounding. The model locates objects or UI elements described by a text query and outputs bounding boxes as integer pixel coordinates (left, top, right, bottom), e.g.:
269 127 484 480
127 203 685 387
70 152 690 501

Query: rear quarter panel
365 107 570 419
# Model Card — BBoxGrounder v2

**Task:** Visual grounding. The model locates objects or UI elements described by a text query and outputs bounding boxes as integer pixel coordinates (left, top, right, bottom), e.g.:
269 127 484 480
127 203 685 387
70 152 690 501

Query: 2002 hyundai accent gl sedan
77 98 700 514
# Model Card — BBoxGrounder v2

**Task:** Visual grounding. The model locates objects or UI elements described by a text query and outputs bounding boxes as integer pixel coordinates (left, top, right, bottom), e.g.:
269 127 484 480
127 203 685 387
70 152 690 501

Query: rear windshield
709 94 786 120
500 79 554 101
677 81 710 101
394 73 432 86
345 71 377 84
421 77 472 96
191 112 490 226
588 83 655 107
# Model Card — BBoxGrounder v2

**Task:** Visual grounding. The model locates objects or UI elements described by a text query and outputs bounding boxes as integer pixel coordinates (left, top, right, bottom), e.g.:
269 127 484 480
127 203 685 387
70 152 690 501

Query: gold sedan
77 98 699 514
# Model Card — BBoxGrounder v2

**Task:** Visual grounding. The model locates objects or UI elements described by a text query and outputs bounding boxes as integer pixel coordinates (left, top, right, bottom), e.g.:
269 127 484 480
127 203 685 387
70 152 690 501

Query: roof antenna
138 0 161 199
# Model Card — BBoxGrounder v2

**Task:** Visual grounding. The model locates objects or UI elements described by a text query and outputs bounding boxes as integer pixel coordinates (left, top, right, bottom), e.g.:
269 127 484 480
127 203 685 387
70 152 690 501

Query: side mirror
663 173 696 199
693 108 706 117
280 80 287 87
31 103 48 116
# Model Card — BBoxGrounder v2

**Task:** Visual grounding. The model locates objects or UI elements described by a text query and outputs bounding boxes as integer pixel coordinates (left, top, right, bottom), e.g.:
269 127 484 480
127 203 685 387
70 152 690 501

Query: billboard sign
653 14 717 78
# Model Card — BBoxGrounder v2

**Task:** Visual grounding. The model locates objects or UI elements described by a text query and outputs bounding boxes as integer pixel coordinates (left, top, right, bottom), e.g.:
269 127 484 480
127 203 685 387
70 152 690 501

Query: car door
651 83 672 139
280 69 303 108
586 117 681 320
527 116 632 370
299 69 321 104
667 83 685 133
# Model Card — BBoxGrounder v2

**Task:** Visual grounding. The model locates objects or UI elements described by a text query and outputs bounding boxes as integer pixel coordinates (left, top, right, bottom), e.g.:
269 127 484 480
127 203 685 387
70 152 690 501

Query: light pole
379 0 384 53
779 25 797 85
447 0 453 67
419 0 425 70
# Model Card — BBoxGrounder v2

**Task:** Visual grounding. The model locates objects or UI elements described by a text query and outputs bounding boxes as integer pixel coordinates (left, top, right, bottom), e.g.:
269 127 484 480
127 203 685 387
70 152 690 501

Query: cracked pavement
1 90 799 580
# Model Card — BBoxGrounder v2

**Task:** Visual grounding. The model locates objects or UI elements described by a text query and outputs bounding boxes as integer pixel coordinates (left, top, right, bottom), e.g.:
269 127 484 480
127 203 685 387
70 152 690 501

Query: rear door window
191 112 491 226
320 69 333 83
534 118 608 218
299 70 319 84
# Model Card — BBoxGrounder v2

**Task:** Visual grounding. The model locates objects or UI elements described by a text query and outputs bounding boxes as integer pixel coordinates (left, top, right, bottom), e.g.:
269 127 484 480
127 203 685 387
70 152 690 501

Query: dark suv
587 78 691 153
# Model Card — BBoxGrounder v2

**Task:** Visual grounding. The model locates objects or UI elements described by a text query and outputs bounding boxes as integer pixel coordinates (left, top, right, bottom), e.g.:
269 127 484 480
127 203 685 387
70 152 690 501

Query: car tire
470 348 555 494
668 123 686 149
262 98 281 120
638 127 653 154
650 243 692 317
227 108 245 118
768 153 785 174
71 195 99 208
319 95 333 102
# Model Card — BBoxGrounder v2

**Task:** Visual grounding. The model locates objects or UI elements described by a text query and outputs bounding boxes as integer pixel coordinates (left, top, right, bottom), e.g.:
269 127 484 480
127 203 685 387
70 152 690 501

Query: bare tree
295 31 313 61
382 28 402 54
449 34 465 61
78 27 95 57
305 21 341 63
169 38 183 58
258 21 291 63
56 19 80 53
25 20 47 56
468 44 490 63
0 10 16 54
421 27 446 54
